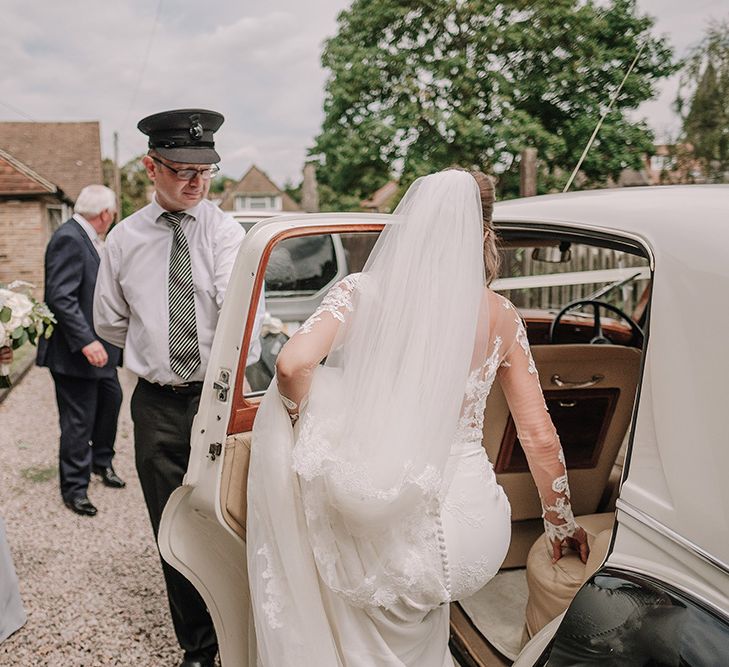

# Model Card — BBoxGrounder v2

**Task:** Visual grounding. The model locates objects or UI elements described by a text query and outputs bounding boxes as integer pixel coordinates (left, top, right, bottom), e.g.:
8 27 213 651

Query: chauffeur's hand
82 340 108 367
552 525 590 564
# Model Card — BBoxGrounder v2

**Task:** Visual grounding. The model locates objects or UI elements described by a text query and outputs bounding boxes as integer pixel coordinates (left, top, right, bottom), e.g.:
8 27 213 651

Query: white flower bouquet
0 281 56 388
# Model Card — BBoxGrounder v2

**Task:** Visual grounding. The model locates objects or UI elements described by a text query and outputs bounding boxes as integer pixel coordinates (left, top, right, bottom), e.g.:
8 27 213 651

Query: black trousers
51 371 122 502
130 378 217 660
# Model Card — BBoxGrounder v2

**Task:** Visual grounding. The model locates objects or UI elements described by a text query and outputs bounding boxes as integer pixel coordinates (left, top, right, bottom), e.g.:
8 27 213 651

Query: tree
676 20 729 182
311 0 676 204
209 173 236 194
117 155 151 218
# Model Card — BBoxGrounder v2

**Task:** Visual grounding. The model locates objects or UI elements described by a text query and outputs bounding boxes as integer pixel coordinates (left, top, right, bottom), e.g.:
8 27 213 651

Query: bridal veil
247 170 487 665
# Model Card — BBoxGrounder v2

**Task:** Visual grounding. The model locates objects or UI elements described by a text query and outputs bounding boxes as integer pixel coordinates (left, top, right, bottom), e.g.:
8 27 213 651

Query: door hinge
213 368 231 402
208 442 222 461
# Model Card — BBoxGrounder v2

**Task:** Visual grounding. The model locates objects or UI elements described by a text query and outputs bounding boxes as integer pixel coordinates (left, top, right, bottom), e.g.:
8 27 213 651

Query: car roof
494 184 729 242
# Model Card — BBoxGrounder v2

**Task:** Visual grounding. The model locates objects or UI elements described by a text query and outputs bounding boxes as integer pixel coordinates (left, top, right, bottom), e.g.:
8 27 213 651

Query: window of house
234 195 282 211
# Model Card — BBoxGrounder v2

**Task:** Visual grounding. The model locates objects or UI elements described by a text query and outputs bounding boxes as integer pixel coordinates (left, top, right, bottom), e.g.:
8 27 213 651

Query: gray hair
74 184 117 218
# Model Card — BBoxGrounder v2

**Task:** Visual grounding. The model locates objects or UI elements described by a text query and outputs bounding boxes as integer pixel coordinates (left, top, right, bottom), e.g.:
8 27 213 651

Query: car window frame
228 222 384 435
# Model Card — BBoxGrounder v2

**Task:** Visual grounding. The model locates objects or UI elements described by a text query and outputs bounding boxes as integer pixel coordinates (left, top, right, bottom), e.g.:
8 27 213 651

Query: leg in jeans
131 379 218 660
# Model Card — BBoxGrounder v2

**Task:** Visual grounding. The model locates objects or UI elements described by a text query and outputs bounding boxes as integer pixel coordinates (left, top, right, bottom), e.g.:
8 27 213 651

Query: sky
1 0 726 187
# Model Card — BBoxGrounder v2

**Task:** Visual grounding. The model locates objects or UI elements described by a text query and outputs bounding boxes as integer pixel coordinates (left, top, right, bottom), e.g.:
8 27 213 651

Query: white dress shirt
93 195 264 384
73 213 104 254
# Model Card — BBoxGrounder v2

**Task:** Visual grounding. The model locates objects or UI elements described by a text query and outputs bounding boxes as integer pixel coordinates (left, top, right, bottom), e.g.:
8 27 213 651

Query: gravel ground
0 366 193 666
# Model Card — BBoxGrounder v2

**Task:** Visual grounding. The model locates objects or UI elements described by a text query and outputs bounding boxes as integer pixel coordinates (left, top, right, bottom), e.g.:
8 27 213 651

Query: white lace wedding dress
247 274 578 666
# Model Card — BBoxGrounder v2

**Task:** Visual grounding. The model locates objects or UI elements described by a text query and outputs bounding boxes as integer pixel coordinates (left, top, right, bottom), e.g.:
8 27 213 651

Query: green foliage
676 20 729 182
283 179 303 205
119 155 152 218
209 174 236 194
312 0 676 203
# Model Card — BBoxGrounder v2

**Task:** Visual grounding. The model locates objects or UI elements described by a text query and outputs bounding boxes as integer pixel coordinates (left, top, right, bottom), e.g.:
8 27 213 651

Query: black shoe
92 465 126 488
179 658 215 667
64 496 97 516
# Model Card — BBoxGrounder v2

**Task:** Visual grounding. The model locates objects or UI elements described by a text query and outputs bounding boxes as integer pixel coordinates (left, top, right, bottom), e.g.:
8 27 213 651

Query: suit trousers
51 371 122 501
130 378 217 660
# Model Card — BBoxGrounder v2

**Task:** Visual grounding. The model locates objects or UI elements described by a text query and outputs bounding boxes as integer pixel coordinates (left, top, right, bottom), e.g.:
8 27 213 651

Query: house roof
219 165 300 211
0 121 102 201
0 147 69 201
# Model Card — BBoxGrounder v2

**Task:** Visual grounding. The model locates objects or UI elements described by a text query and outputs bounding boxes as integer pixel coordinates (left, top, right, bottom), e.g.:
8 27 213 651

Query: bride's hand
551 525 589 564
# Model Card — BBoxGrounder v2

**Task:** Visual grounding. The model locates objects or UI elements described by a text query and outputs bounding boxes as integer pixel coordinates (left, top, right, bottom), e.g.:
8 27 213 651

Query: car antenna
563 40 648 193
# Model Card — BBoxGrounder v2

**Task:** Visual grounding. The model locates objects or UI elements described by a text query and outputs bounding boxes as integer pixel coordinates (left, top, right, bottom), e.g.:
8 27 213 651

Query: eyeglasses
151 156 220 181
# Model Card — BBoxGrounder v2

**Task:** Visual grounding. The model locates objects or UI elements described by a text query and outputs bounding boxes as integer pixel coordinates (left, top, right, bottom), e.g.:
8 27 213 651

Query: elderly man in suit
37 184 125 517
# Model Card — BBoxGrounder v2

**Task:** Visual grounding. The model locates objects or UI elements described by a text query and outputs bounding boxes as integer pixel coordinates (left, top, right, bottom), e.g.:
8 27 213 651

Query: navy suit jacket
36 218 121 378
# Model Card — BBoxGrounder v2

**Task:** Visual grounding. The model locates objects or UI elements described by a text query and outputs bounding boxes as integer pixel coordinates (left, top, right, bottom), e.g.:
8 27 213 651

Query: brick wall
0 199 50 296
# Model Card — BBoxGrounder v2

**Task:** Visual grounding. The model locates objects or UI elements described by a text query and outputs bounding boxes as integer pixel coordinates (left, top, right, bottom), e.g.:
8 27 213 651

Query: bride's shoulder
485 288 517 313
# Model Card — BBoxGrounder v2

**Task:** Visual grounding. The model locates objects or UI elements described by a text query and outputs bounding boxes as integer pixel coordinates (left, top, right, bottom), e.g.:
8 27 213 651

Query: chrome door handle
551 373 604 389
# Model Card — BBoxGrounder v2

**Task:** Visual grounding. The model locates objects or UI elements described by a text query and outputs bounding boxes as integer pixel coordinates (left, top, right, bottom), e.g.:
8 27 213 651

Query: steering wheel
549 299 644 346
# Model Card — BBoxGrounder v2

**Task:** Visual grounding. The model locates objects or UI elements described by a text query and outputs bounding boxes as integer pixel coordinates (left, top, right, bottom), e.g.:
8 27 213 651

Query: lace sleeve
275 273 361 411
495 298 579 544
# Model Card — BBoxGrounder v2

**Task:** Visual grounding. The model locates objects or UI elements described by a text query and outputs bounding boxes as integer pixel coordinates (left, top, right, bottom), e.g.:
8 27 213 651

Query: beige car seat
524 512 615 637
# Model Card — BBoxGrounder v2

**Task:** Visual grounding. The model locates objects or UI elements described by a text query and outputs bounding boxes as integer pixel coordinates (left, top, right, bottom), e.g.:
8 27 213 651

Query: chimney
301 162 319 213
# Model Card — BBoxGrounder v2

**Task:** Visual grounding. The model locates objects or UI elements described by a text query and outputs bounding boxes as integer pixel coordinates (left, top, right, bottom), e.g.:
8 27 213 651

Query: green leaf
11 326 24 339
11 330 27 349
0 307 10 323
44 324 54 339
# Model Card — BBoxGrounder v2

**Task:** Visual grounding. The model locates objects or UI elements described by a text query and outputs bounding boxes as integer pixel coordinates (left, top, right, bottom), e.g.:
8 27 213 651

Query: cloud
0 0 347 185
1 0 726 184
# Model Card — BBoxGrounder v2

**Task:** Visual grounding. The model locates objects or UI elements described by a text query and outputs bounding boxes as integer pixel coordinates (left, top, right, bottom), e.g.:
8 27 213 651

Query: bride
246 169 588 665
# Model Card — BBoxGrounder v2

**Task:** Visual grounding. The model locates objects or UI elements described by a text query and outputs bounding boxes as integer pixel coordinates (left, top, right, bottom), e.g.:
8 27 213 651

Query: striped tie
162 212 201 380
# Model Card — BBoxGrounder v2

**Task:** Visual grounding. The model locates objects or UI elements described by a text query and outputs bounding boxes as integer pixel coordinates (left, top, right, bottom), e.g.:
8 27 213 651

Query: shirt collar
151 193 202 223
72 213 98 242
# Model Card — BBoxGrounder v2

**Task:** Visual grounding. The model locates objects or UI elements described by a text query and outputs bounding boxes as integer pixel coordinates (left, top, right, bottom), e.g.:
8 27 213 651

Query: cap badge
189 117 203 140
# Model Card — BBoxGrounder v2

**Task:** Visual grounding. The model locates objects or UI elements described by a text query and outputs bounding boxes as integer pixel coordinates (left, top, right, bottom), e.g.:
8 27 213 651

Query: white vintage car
159 185 729 665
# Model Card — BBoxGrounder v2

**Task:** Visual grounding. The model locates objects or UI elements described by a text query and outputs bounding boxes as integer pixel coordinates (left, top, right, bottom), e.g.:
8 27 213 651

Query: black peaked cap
137 108 224 164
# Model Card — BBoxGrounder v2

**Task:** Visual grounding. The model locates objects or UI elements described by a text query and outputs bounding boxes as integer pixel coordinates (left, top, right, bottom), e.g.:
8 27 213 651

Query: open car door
157 214 385 666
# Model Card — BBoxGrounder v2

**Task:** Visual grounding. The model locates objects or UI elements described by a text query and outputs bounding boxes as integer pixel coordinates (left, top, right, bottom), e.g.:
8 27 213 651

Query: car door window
244 231 380 396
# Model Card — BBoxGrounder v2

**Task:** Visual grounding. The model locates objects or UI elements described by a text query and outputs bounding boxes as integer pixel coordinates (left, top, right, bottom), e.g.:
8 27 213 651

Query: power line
563 40 648 193
0 100 36 121
123 0 164 127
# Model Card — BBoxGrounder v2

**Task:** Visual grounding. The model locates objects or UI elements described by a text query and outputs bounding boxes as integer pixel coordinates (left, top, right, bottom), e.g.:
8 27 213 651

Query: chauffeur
94 109 263 667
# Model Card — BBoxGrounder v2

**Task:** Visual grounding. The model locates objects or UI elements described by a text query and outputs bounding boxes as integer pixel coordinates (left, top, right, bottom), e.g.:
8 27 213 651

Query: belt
141 378 204 395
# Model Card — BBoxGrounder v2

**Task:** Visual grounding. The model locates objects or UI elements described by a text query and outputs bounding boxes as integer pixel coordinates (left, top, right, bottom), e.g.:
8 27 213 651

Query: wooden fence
498 246 648 313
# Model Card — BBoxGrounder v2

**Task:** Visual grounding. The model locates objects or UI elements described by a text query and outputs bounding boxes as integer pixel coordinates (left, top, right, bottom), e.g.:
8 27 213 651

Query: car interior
217 227 651 666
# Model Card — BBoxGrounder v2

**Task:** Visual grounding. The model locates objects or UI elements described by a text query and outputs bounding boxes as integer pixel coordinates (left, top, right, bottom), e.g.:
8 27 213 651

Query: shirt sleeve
93 235 129 348
212 212 264 366
275 274 360 409
495 298 579 544
213 214 245 309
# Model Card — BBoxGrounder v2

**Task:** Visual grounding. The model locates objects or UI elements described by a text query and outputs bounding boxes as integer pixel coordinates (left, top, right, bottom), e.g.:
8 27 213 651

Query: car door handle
550 373 604 389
